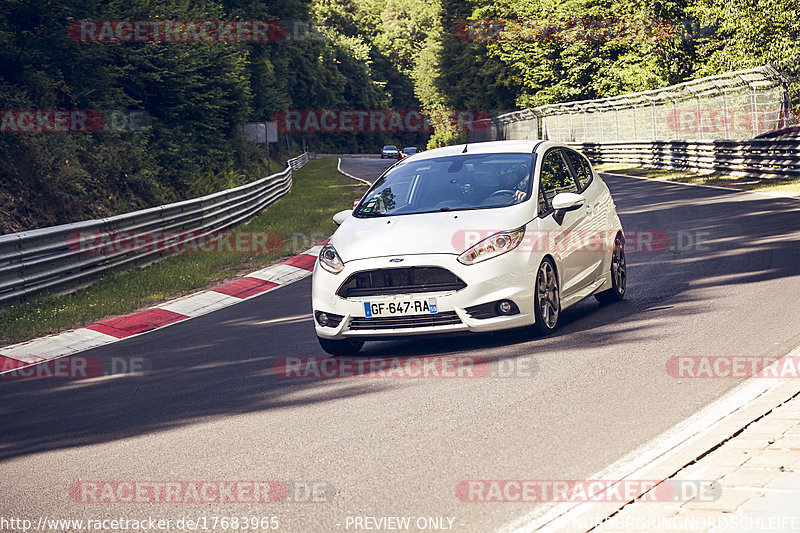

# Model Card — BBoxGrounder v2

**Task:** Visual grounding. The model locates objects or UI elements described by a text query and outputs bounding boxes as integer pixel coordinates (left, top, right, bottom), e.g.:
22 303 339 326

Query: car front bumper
312 252 539 340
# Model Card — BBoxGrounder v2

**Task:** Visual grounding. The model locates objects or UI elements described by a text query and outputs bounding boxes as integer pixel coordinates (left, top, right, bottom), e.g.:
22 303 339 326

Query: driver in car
498 164 531 204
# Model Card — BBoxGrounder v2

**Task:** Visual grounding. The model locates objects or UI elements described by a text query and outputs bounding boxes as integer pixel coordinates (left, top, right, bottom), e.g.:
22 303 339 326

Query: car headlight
457 227 525 265
319 243 344 274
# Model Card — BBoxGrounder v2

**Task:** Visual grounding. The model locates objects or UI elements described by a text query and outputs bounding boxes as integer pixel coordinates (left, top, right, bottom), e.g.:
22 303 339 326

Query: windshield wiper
355 211 386 218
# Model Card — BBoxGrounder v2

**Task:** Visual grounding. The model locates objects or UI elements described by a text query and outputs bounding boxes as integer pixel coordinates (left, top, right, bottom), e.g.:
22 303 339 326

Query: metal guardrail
567 139 800 179
0 152 311 307
313 153 381 159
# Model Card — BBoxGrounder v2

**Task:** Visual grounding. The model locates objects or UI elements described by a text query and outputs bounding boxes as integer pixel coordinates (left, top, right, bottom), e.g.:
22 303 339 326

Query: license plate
364 298 438 317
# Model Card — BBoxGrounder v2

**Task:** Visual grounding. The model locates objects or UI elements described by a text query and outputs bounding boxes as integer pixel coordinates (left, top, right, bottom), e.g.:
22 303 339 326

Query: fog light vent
315 311 343 327
466 300 520 319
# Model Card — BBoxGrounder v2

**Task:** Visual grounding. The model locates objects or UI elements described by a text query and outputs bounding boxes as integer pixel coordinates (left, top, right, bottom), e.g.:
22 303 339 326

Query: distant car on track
381 145 400 159
312 140 626 355
400 147 419 159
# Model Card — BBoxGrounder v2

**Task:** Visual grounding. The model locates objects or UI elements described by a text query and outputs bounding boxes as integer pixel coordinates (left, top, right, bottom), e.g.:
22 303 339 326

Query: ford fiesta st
311 140 626 355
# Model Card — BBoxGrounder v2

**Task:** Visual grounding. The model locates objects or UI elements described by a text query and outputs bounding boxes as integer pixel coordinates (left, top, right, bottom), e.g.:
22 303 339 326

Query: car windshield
404 148 417 153
354 153 535 217
383 145 397 150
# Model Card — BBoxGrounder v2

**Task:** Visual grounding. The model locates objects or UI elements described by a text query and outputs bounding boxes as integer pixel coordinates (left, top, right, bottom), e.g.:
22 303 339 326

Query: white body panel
312 141 624 340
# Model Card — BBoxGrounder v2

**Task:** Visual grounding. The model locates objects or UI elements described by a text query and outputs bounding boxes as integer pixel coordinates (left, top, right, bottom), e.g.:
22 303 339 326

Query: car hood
331 205 534 261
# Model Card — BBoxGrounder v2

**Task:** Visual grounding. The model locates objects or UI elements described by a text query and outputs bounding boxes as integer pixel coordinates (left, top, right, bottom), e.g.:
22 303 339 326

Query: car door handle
586 204 593 213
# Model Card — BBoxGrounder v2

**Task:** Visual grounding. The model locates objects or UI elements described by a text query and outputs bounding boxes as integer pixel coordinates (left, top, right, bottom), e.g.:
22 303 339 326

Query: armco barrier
0 152 311 307
313 153 381 159
567 139 800 179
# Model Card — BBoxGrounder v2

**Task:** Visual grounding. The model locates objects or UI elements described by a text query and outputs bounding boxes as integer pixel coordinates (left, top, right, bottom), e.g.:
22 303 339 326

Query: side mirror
551 192 585 212
332 209 352 226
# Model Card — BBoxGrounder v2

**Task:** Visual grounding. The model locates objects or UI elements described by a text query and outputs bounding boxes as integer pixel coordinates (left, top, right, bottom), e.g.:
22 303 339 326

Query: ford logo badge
389 258 404 263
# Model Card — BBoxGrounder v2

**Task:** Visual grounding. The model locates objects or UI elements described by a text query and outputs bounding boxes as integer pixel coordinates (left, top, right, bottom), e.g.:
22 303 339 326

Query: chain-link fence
470 65 793 143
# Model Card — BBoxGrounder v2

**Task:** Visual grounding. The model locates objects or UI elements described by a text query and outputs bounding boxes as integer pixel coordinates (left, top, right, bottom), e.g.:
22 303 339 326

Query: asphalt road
339 157 396 182
2 160 800 532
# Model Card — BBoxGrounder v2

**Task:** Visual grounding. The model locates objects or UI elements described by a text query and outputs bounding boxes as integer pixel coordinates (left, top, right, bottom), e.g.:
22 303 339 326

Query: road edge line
498 345 800 533
600 171 800 200
337 157 374 185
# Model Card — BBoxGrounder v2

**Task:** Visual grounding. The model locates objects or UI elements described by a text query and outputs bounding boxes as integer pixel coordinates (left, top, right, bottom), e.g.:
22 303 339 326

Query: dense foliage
1 0 797 232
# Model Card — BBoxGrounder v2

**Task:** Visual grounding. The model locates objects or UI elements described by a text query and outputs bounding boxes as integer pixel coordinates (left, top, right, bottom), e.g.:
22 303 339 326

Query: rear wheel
318 336 364 356
595 234 626 304
532 258 560 335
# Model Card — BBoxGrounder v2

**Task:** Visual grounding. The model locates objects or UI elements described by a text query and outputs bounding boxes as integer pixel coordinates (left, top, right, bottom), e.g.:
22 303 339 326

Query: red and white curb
0 242 326 376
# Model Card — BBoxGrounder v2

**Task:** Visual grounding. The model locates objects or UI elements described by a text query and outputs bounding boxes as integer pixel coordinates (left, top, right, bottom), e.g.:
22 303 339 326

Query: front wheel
318 336 364 356
532 258 560 335
595 234 626 304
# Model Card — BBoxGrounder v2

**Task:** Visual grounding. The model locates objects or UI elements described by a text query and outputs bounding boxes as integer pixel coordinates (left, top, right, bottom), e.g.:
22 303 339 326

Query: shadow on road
1 174 799 461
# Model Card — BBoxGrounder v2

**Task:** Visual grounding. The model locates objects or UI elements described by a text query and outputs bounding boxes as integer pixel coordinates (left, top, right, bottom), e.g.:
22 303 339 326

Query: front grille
349 311 462 330
336 267 466 298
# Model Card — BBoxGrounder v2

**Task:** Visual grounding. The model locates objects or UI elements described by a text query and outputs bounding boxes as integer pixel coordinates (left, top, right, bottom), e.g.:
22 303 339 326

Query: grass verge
595 163 800 195
0 158 367 346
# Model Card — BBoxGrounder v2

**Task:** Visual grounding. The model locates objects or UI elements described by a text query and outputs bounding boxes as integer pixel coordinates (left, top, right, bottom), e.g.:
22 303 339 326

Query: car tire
318 336 364 356
595 234 626 304
532 258 560 335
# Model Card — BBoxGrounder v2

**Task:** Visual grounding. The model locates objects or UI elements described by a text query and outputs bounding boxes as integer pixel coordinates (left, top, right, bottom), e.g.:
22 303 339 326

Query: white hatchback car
312 140 626 355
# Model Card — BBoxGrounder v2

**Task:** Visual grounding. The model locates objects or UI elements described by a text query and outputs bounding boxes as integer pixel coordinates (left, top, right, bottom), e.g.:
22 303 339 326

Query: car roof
406 140 567 162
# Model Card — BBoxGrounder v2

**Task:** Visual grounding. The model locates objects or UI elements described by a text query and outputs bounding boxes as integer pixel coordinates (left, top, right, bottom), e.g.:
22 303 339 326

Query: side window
538 149 578 214
564 150 593 191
